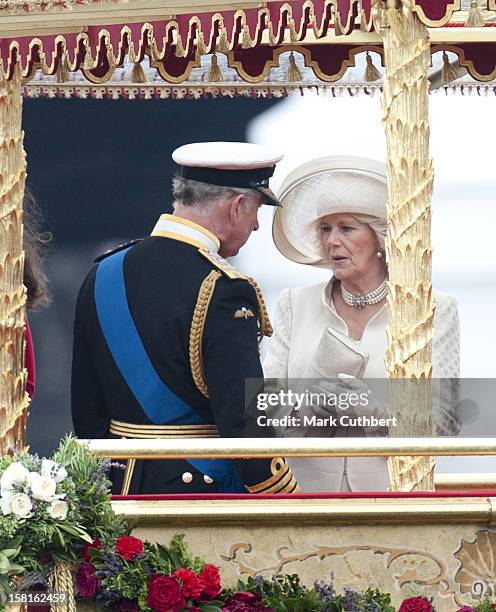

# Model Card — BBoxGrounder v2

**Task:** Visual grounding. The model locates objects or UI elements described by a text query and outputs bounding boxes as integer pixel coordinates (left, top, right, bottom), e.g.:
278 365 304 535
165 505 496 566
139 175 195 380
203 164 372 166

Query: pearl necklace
340 279 388 310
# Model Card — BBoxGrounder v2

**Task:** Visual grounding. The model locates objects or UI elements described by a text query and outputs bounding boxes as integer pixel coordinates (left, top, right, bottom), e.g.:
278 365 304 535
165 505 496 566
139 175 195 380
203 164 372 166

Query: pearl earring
376 251 383 258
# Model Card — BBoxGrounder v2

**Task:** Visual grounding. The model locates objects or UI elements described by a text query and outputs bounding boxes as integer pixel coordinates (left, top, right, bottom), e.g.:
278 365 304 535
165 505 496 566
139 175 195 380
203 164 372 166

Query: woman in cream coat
263 156 461 492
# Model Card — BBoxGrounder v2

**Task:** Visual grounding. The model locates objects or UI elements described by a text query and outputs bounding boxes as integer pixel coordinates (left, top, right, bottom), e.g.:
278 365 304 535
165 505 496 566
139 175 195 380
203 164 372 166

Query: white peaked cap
172 141 284 206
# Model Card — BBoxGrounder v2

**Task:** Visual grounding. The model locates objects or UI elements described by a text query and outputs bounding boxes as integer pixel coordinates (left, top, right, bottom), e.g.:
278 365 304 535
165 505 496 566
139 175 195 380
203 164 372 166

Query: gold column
0 68 28 455
379 0 435 490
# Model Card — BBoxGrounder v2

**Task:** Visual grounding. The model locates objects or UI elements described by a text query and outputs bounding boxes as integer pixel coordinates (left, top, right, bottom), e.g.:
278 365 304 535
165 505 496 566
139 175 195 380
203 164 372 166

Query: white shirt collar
151 214 220 253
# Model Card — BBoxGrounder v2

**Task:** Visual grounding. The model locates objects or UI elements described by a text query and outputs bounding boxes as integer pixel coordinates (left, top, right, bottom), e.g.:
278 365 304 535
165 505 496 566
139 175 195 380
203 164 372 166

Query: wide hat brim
273 155 387 268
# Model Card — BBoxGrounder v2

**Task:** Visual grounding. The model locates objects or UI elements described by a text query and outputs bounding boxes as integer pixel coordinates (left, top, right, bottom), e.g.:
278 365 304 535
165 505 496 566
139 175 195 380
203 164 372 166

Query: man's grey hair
172 176 260 217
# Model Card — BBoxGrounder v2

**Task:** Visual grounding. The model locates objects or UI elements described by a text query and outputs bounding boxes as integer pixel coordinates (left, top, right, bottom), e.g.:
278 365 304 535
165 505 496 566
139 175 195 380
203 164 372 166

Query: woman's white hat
273 155 387 267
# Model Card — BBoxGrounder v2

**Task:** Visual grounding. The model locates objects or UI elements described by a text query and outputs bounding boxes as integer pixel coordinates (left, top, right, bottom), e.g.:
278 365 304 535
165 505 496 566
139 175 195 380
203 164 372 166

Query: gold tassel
241 25 253 49
466 0 484 27
175 32 187 58
207 53 224 82
364 51 381 82
216 27 230 52
289 19 299 43
385 0 408 45
82 48 94 70
441 51 457 84
131 62 147 83
196 31 209 55
56 57 70 83
56 60 70 83
106 46 115 71
286 51 302 82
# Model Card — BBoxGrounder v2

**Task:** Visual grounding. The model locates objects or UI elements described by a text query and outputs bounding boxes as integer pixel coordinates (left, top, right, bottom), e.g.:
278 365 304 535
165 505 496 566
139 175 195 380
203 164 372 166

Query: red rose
223 591 273 612
146 574 185 612
399 597 433 612
82 538 103 561
198 564 221 599
115 535 143 560
172 568 202 599
75 561 99 599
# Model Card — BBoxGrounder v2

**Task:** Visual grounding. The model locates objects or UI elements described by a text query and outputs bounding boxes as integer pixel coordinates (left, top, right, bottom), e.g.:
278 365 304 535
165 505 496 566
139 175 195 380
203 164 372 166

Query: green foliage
52 435 127 543
239 574 325 611
0 435 127 601
475 598 495 612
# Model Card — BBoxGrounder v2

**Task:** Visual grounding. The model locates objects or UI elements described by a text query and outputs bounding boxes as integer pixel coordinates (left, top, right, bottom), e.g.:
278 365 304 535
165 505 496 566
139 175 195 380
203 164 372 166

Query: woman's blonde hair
348 213 387 255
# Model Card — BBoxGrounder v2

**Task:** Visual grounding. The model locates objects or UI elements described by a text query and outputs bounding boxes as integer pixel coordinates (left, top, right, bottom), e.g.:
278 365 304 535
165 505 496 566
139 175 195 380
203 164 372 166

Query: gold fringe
365 51 381 82
207 54 224 82
466 0 484 27
286 51 302 83
56 58 70 83
49 561 76 612
131 62 147 83
441 51 457 84
245 276 273 341
241 25 253 49
189 270 222 397
216 28 230 53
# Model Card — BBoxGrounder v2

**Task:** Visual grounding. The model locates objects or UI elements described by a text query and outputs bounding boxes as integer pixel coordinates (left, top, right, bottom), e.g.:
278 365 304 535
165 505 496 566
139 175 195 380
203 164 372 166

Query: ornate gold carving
0 68 28 455
189 269 221 397
381 2 435 491
454 530 496 600
222 540 449 594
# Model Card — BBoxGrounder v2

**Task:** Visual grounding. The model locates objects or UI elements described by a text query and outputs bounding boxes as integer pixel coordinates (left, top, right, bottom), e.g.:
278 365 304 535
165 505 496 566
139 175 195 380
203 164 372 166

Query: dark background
23 97 280 457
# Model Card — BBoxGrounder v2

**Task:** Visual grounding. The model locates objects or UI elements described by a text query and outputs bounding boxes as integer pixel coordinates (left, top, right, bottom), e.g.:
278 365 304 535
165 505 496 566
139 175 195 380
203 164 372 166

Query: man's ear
228 193 245 225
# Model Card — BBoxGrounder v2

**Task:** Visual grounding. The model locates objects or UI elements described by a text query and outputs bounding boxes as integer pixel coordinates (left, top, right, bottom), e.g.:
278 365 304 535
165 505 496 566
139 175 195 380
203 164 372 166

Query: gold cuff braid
246 276 273 341
245 458 301 494
189 270 222 397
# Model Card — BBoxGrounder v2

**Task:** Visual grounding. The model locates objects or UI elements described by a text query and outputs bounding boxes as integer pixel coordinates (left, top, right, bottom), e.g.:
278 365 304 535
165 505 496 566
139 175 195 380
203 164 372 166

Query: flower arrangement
77 537 496 612
0 435 127 603
80 533 224 611
2 436 496 612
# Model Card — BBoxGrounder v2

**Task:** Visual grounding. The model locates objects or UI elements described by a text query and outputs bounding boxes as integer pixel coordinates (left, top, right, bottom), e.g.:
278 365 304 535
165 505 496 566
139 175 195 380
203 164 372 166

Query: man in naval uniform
71 141 299 495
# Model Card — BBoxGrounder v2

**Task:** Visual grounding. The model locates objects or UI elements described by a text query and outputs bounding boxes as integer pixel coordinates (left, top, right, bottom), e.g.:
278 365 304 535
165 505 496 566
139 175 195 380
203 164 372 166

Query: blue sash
94 247 244 493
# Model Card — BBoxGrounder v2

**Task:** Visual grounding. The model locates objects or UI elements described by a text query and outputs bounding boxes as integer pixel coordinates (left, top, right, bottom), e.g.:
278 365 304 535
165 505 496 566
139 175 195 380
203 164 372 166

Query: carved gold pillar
380 1 435 491
0 68 28 455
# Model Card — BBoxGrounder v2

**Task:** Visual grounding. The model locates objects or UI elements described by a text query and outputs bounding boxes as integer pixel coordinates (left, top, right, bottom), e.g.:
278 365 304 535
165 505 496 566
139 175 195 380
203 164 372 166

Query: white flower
41 459 67 483
0 491 12 515
47 500 68 520
10 493 33 518
0 462 30 492
29 473 57 502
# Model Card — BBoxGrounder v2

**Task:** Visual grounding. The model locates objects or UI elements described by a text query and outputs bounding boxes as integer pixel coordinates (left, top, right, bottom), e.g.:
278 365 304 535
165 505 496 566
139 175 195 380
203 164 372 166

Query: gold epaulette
245 458 301 495
198 249 273 340
199 248 247 280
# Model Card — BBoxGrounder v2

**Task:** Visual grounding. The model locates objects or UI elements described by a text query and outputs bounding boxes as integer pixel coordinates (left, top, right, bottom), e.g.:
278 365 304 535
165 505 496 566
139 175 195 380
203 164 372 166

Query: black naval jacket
71 222 298 495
